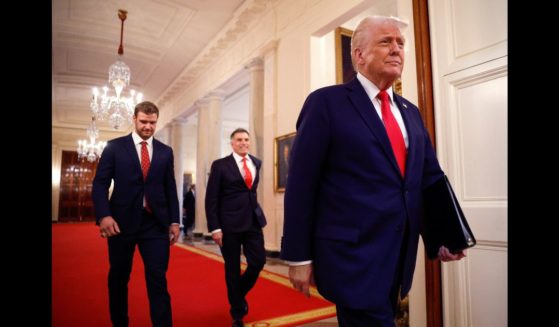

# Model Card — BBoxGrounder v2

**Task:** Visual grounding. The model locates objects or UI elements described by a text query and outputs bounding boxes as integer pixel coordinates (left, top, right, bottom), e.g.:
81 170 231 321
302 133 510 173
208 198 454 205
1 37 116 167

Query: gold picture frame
335 27 356 84
274 132 296 192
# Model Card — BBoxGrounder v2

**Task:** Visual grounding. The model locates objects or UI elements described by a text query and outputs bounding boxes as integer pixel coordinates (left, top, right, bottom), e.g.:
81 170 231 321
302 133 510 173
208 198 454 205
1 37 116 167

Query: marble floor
178 235 338 326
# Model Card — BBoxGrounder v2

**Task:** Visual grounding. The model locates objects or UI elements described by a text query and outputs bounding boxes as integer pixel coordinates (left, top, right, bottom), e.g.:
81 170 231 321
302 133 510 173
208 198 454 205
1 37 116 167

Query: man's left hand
438 245 466 262
288 264 314 297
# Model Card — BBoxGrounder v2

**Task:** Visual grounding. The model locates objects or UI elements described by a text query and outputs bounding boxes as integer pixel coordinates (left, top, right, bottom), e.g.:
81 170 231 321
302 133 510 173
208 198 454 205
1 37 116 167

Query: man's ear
353 48 363 65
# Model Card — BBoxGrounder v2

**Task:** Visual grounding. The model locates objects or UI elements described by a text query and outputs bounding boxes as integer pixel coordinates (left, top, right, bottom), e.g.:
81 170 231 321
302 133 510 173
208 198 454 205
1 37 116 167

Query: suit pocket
254 204 265 218
315 224 359 243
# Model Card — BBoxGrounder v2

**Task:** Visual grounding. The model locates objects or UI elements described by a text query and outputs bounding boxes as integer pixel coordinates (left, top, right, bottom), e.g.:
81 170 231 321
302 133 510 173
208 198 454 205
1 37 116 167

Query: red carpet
52 223 335 326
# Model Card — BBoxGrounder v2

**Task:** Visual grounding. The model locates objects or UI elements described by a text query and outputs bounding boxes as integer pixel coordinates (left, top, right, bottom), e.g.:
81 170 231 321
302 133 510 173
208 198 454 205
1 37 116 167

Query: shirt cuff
171 223 180 226
284 260 312 266
211 229 222 234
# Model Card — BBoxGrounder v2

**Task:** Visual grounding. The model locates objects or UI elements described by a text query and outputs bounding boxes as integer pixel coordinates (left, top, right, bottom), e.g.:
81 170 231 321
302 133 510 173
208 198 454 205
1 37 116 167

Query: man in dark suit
205 128 267 327
280 16 465 326
92 101 180 327
182 184 195 239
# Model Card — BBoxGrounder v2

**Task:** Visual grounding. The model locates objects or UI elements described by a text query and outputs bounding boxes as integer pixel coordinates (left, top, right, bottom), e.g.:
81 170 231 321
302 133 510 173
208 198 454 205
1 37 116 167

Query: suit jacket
205 154 267 233
183 191 195 217
92 134 180 233
280 78 445 309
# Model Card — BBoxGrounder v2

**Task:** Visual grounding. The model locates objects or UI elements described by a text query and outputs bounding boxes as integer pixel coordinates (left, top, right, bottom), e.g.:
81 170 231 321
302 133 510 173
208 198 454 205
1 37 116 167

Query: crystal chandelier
77 116 107 162
90 9 142 130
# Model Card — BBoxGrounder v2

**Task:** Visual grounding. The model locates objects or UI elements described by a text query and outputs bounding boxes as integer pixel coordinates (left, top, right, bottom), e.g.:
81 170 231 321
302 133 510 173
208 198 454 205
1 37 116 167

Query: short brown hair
230 127 250 139
134 101 159 117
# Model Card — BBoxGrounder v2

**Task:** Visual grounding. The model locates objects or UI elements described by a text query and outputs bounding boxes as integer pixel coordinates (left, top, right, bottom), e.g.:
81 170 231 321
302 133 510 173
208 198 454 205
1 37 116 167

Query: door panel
58 151 98 222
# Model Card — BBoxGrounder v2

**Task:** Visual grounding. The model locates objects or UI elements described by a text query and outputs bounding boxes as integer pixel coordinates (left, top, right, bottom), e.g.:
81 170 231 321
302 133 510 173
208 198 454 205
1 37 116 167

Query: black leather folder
422 175 476 259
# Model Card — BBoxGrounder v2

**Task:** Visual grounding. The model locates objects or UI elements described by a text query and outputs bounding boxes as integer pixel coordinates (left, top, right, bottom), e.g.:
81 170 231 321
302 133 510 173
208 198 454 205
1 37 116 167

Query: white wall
429 0 508 325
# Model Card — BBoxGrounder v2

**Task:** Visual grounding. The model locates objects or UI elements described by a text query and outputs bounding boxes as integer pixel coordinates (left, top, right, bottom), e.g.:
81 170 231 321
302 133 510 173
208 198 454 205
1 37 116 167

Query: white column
156 124 172 146
256 41 279 251
207 90 226 161
245 57 268 247
194 90 225 237
245 58 265 158
170 119 188 224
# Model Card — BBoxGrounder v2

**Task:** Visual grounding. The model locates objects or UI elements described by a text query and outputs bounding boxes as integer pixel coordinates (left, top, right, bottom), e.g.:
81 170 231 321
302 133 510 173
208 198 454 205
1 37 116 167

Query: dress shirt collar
132 132 153 146
232 152 251 164
356 72 394 104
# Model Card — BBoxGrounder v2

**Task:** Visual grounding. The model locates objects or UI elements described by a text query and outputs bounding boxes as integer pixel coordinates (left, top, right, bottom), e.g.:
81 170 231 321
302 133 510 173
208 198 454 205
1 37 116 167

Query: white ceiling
52 0 246 131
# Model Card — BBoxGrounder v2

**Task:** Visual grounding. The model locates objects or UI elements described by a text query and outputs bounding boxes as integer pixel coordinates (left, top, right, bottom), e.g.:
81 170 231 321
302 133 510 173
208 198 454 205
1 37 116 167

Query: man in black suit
182 184 195 239
205 128 267 327
92 101 180 327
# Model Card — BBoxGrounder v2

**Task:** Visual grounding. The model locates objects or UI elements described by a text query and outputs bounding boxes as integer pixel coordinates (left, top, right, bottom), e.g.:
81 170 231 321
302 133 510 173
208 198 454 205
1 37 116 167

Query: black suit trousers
336 222 410 327
219 219 266 320
107 211 172 327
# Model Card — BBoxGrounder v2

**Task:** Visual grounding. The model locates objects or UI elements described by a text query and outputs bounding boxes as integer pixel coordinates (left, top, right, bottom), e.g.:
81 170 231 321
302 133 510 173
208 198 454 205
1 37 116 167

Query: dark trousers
107 210 172 327
219 221 266 320
337 222 410 327
336 304 396 327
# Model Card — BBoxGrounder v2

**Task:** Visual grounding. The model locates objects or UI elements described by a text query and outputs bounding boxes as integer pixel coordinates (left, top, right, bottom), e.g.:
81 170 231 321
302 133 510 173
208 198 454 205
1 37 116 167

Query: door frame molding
412 1 442 326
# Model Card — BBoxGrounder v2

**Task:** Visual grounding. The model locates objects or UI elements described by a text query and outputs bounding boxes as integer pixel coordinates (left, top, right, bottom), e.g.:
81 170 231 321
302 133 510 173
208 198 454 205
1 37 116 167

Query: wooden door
58 151 99 222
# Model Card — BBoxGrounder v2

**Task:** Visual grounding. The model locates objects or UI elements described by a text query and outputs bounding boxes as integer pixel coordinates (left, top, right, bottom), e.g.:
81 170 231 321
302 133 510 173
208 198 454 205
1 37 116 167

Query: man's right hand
99 216 120 238
289 264 314 297
212 231 223 247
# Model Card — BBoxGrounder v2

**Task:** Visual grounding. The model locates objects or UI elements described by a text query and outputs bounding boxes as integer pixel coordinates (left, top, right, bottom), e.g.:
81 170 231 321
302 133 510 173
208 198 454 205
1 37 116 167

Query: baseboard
265 250 280 258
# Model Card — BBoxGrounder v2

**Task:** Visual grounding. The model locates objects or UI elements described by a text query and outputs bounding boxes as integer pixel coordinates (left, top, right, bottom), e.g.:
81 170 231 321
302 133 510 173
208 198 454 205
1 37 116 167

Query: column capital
171 117 188 125
260 39 279 55
194 97 211 109
244 57 264 71
207 89 227 101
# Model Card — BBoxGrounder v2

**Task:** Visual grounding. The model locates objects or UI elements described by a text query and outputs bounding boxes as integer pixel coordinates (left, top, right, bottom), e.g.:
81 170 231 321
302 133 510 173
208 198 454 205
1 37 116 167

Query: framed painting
274 132 296 192
335 27 356 84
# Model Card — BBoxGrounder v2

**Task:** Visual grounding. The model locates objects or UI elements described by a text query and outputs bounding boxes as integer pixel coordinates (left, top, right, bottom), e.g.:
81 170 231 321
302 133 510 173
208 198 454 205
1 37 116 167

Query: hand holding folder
421 175 476 260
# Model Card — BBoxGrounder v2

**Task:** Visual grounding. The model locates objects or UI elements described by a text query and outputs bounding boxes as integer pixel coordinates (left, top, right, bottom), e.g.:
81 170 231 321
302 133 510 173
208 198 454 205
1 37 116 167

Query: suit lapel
124 134 143 176
248 154 260 188
346 79 402 177
225 154 244 184
393 94 416 183
226 154 259 190
148 139 163 181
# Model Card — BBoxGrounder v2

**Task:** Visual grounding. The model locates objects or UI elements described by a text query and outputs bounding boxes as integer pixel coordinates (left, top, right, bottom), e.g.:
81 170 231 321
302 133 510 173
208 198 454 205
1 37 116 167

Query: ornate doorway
58 151 98 222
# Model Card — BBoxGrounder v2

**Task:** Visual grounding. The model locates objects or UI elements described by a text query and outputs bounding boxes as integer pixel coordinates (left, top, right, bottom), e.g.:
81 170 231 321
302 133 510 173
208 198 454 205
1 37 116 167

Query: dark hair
134 101 159 117
230 127 250 139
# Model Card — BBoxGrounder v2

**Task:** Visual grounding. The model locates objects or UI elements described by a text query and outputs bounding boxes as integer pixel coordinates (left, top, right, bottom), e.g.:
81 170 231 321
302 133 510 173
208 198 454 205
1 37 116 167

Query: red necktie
141 141 150 180
378 90 406 176
140 141 152 212
242 157 253 189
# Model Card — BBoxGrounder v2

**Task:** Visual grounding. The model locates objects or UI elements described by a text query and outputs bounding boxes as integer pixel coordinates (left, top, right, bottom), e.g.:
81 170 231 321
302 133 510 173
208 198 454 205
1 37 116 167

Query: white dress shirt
356 72 409 148
132 132 153 209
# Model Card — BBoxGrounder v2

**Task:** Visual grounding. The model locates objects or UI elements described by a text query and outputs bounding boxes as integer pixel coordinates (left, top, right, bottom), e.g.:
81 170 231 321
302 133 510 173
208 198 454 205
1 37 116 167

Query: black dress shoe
232 319 244 327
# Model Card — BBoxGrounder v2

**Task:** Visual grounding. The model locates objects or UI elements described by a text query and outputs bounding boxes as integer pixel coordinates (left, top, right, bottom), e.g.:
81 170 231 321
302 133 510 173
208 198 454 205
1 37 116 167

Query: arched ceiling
52 0 246 131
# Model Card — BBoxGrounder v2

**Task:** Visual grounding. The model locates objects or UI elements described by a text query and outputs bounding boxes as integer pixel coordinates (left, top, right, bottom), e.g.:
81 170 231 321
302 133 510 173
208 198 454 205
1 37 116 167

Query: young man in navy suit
92 101 180 327
280 16 465 326
205 128 267 327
